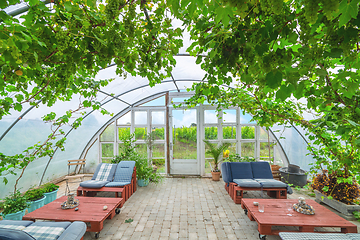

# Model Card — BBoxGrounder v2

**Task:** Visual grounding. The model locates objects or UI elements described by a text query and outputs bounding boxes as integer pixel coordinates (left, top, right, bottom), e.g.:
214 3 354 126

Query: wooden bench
233 185 287 204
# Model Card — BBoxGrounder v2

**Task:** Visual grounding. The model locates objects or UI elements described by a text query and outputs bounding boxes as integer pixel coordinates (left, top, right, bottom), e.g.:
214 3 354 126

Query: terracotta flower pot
211 171 221 181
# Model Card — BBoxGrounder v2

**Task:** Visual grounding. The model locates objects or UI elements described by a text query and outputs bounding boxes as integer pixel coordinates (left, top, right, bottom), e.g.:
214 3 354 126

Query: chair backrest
91 163 117 181
230 162 254 180
250 161 273 179
221 162 232 183
113 161 136 182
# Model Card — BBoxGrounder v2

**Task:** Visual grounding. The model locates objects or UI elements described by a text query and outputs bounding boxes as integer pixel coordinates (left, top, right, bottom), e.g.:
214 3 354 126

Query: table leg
88 221 103 233
341 226 358 233
258 224 272 235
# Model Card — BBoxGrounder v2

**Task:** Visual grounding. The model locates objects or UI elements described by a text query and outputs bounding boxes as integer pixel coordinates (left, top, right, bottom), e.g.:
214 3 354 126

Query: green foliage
41 183 59 193
24 188 44 202
0 191 29 216
112 133 136 164
353 211 360 222
225 154 256 163
204 140 231 171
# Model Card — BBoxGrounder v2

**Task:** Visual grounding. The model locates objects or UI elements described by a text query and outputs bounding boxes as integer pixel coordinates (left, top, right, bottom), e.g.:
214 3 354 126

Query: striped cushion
92 163 116 182
24 226 65 240
0 224 27 231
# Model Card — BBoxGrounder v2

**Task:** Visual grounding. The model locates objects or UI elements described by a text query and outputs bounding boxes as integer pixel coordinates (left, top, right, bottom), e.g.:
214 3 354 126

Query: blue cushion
233 179 261 188
58 221 87 240
230 162 254 179
347 233 360 240
251 161 273 179
105 181 131 187
91 163 117 182
80 180 109 188
254 179 287 188
113 161 135 182
0 220 34 229
0 228 35 240
24 225 66 240
221 162 232 183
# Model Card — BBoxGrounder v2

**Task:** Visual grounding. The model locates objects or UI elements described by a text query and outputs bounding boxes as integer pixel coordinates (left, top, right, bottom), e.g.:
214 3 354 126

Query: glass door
169 108 199 175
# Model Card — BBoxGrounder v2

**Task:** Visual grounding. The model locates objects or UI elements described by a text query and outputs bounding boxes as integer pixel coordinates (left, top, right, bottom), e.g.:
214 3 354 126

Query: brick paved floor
58 177 360 240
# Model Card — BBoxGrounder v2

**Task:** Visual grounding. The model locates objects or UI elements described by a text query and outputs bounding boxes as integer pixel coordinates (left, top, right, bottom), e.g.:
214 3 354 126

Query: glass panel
240 111 254 123
223 109 236 123
100 123 114 142
118 127 131 140
260 142 274 160
118 143 125 155
102 158 112 163
241 126 255 139
241 142 255 157
260 128 269 140
153 158 165 173
171 97 188 103
223 126 236 139
224 142 237 157
152 111 165 125
135 144 147 157
141 96 165 106
135 127 147 140
135 111 147 125
205 126 218 140
101 143 113 157
117 112 131 125
153 144 165 158
151 127 165 140
204 110 217 124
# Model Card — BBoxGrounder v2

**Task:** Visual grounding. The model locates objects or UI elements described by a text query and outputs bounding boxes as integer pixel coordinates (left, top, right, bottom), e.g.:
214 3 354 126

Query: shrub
24 188 44 201
311 170 360 204
225 154 256 162
0 191 29 216
41 183 59 193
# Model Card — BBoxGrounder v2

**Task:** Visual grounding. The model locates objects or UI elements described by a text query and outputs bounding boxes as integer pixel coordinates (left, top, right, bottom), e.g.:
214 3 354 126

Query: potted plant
0 191 29 220
24 188 46 213
41 183 59 205
134 153 162 187
204 140 231 181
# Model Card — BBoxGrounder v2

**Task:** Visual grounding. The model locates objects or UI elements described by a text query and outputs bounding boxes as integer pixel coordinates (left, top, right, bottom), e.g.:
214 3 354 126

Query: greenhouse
1 0 360 240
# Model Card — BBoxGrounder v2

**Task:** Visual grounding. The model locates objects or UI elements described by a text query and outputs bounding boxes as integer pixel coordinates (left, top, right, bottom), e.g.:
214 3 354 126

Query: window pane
173 126 197 159
241 126 255 139
118 127 130 141
223 126 236 139
153 158 165 173
241 142 255 157
101 143 113 157
141 96 165 106
153 144 165 158
204 110 217 124
240 111 254 123
102 158 112 163
135 144 147 157
205 126 218 140
135 111 147 125
260 142 274 160
260 128 270 140
152 111 165 124
225 142 237 157
151 127 165 140
135 127 147 140
117 112 131 125
100 123 114 142
223 109 236 123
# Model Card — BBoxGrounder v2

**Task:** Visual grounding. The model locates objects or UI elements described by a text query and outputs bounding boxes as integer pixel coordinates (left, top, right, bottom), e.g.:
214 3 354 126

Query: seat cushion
347 233 360 240
0 228 35 240
80 180 109 188
221 162 232 183
251 161 273 179
57 221 87 240
105 181 131 187
24 225 66 240
0 220 34 230
230 162 254 180
254 179 287 188
279 232 351 240
91 163 117 182
233 179 261 188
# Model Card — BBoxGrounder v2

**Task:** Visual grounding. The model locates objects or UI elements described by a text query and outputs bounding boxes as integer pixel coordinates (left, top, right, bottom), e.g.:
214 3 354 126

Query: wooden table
23 196 124 239
241 199 357 239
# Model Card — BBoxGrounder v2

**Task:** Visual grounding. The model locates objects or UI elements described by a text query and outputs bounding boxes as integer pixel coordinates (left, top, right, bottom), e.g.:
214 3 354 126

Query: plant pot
211 171 221 181
288 164 300 173
279 167 307 187
27 196 46 213
137 179 149 187
43 189 58 205
314 190 360 220
3 209 26 220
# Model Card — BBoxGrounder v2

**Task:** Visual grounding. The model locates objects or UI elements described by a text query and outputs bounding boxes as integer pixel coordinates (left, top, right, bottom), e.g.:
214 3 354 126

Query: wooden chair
65 159 86 194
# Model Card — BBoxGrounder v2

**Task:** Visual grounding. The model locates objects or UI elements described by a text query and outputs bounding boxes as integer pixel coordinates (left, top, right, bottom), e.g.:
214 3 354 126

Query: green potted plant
134 153 162 187
0 191 29 220
204 140 231 181
41 183 59 205
24 188 46 213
